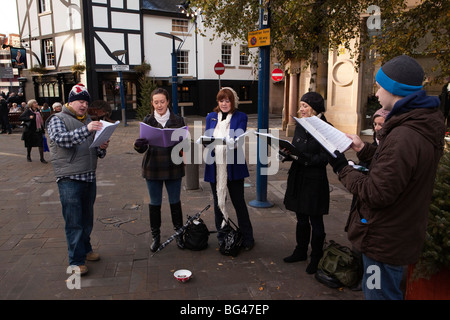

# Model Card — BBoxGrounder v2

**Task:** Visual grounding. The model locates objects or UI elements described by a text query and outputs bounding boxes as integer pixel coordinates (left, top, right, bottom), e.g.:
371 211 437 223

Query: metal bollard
184 140 199 190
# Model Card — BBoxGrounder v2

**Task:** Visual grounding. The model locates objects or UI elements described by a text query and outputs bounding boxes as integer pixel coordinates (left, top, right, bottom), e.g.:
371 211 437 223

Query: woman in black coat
18 99 47 163
281 92 329 274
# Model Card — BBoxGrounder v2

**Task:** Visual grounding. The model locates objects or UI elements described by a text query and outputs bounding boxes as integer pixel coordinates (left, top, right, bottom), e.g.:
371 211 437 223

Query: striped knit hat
375 55 424 97
68 83 91 103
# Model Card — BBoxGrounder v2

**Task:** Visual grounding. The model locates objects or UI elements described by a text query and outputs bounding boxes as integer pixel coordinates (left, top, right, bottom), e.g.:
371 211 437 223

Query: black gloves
328 150 348 174
134 138 148 151
278 149 293 162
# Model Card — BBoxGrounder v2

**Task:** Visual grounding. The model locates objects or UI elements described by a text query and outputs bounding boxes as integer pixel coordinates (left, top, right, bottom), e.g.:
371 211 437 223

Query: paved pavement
0 114 365 302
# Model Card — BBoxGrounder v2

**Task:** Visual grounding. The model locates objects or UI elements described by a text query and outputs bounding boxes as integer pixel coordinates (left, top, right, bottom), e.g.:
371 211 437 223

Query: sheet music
140 122 189 148
293 116 352 157
196 130 254 146
90 120 120 148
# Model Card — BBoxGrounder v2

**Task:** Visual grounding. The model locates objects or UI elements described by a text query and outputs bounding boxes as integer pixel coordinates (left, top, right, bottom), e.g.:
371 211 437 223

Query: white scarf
154 108 170 127
213 112 232 228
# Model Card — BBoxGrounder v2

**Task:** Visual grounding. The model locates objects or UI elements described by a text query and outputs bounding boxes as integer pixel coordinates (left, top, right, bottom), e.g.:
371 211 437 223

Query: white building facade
15 0 258 118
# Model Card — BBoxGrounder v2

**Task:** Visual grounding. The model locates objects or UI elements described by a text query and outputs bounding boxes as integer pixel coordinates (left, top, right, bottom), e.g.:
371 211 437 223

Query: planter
405 265 450 300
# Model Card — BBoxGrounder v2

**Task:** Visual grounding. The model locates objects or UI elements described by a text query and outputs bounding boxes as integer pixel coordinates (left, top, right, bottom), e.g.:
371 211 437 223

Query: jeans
146 178 182 206
57 178 96 266
210 179 254 246
362 254 405 300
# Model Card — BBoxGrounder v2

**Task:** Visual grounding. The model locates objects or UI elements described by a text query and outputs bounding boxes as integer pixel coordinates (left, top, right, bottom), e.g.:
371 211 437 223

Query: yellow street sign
248 29 270 48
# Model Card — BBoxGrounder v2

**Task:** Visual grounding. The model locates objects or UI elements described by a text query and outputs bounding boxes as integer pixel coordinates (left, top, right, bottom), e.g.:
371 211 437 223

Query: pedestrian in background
0 96 11 134
133 88 186 252
52 102 63 113
46 84 109 275
328 55 446 299
18 99 46 162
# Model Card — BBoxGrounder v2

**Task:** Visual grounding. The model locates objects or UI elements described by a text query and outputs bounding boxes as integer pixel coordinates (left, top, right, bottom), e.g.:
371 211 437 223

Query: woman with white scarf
134 88 186 252
204 87 254 251
18 99 47 163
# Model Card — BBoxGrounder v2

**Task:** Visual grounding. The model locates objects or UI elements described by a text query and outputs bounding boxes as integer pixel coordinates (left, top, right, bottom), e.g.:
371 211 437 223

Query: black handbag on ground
218 218 243 257
183 217 210 251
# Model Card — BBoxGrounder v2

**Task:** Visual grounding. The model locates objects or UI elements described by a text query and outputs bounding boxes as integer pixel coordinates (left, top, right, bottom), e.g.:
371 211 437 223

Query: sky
1 1 20 35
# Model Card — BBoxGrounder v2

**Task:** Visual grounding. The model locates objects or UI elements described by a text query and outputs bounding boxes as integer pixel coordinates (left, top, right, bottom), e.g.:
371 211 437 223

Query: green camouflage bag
317 240 362 287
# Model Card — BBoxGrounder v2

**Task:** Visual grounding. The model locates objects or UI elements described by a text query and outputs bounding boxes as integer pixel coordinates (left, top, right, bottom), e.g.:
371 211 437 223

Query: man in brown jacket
328 55 445 299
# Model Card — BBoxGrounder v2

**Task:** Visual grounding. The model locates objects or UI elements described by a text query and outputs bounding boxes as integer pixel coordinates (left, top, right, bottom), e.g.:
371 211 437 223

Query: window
177 50 189 75
102 80 137 112
172 19 188 33
43 39 55 67
221 44 232 65
39 0 51 13
239 45 249 66
38 82 59 98
239 85 250 101
178 86 191 102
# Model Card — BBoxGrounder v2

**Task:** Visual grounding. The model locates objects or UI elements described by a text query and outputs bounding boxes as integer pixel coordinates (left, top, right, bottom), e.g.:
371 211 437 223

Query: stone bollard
184 140 199 190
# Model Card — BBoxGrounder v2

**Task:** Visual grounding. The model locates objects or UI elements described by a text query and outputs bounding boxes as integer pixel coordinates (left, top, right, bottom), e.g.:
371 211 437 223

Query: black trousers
210 179 254 246
296 213 325 236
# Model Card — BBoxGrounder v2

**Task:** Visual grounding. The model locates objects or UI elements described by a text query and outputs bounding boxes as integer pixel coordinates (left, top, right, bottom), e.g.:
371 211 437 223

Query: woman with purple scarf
18 99 47 163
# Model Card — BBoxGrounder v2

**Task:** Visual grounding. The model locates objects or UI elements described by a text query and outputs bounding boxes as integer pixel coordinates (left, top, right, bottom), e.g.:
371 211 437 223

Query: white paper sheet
89 120 120 148
293 116 352 157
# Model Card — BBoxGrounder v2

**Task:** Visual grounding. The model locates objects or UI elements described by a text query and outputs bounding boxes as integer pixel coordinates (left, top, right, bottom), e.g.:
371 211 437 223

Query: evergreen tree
413 149 450 279
135 61 156 121
136 76 156 121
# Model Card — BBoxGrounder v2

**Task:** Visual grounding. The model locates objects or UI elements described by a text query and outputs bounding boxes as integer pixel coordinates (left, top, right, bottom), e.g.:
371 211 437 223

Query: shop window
38 82 59 98
102 80 137 112
178 85 191 102
239 85 250 101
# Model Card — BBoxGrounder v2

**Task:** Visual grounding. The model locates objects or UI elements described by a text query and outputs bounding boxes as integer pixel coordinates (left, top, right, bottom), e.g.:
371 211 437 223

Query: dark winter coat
135 111 185 180
283 119 330 216
339 90 445 266
18 108 44 148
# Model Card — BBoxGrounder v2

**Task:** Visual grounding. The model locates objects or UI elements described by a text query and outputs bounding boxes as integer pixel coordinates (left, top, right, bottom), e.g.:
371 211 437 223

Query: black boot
149 205 161 252
27 147 32 162
170 202 185 249
306 232 326 274
39 147 47 163
284 222 310 263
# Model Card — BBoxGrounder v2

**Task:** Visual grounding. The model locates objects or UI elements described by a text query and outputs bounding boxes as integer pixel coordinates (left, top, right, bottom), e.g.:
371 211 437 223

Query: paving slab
0 114 366 304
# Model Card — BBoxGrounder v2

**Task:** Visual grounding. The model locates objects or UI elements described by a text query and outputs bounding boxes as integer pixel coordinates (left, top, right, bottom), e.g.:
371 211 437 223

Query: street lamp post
155 32 183 115
249 0 273 208
112 50 128 127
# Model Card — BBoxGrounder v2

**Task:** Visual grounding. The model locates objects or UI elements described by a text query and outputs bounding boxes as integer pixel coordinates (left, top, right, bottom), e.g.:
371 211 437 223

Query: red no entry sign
214 62 225 75
271 68 283 82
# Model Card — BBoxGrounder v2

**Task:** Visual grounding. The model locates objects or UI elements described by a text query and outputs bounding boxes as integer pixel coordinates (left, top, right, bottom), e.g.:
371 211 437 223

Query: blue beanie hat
375 55 424 97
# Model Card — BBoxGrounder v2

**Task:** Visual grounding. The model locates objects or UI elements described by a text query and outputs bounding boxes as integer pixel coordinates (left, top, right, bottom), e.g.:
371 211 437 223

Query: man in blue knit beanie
328 55 445 300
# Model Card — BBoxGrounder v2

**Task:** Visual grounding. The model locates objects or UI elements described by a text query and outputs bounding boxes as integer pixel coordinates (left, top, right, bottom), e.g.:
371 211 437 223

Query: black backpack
183 217 210 251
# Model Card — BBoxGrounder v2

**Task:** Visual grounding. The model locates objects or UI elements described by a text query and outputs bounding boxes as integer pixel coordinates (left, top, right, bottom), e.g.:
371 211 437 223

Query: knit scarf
154 108 170 127
32 110 43 130
213 111 232 228
66 104 87 123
